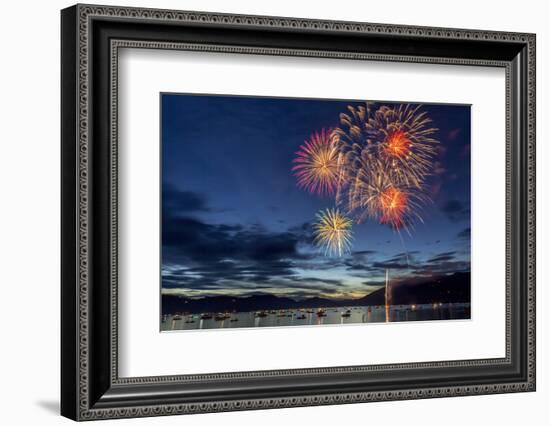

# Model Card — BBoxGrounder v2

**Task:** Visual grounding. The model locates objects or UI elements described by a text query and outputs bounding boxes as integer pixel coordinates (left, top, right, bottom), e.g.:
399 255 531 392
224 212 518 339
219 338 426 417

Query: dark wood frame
61 4 536 421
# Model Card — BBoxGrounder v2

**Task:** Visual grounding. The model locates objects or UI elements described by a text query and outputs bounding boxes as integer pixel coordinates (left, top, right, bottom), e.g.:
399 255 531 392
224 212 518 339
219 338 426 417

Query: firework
292 128 340 196
332 104 377 169
365 104 439 187
313 208 353 257
333 103 439 188
333 104 371 146
379 187 409 229
337 154 429 232
332 103 437 232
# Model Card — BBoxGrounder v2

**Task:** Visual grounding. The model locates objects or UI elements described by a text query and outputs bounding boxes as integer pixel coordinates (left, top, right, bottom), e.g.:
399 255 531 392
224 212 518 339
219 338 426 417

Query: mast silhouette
385 269 391 322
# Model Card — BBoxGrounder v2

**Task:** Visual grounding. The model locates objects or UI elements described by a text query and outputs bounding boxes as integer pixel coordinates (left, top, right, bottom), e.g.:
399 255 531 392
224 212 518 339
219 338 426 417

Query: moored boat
214 313 230 321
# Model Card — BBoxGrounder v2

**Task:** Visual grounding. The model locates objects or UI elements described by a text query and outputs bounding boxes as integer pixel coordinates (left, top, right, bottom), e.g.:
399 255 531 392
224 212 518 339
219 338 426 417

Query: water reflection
161 303 471 331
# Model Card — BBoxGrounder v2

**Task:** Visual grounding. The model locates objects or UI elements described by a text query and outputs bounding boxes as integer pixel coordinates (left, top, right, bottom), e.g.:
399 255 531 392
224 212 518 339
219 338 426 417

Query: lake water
161 303 471 331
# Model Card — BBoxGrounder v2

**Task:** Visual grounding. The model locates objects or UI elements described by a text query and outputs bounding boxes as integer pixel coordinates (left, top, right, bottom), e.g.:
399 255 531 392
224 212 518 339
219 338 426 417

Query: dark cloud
163 269 345 293
362 280 386 287
292 277 345 287
163 184 211 214
413 261 470 278
457 227 471 239
352 250 377 256
427 251 457 263
391 251 419 259
287 221 315 245
162 212 318 292
161 210 472 296
344 248 469 286
348 250 378 263
371 261 410 270
293 257 346 271
163 212 307 265
345 251 416 275
440 200 470 222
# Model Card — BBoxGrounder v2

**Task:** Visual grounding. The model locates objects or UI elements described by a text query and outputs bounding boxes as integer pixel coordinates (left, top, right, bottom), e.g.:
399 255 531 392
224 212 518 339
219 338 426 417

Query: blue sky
161 94 471 300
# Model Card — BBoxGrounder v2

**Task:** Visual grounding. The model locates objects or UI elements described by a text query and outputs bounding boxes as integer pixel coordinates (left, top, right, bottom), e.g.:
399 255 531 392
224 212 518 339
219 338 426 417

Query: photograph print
161 94 471 331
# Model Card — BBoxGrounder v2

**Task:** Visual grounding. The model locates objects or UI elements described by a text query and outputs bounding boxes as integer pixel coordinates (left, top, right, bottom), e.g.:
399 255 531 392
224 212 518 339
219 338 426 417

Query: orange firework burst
333 103 438 187
366 104 439 187
379 187 408 229
384 130 411 158
292 129 339 196
336 153 428 233
331 102 437 233
313 208 353 257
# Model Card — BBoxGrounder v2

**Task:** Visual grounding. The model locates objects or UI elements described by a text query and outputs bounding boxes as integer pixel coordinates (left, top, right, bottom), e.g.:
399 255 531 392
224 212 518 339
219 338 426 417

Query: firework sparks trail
333 103 439 188
365 104 439 187
336 152 429 233
313 208 353 257
292 128 340 196
397 230 411 268
333 103 436 233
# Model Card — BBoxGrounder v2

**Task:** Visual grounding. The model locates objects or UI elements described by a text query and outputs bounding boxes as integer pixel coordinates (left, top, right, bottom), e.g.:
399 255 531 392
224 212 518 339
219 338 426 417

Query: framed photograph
159 94 473 330
61 4 536 421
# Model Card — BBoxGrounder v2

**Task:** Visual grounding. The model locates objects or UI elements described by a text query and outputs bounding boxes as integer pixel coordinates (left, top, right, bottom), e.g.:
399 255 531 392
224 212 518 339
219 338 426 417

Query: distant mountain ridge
162 271 470 314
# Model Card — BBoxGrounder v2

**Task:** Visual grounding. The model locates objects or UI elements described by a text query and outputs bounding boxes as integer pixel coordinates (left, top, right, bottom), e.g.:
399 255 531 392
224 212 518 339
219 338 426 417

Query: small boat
341 309 351 318
172 315 182 321
230 317 239 322
200 313 213 320
255 311 268 318
185 318 195 324
296 314 306 320
316 309 327 317
214 313 228 321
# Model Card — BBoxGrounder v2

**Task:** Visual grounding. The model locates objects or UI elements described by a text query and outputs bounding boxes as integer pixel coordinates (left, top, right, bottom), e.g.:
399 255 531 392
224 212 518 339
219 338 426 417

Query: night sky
161 94 471 300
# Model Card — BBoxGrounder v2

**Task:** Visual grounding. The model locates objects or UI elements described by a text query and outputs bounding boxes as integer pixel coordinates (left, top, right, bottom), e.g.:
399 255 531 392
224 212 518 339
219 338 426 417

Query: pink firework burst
292 128 340 196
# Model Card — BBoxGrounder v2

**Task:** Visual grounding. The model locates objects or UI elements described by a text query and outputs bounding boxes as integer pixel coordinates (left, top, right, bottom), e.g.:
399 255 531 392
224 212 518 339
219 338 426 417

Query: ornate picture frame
61 4 535 421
